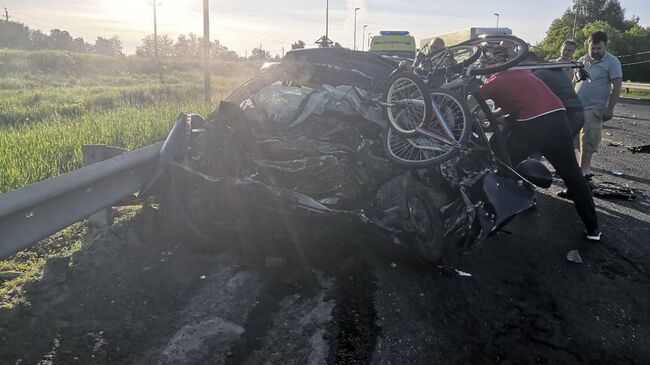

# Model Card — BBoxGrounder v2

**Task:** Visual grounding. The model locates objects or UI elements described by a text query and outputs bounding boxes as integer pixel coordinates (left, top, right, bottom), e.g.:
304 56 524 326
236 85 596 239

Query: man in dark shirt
471 66 600 241
533 67 584 137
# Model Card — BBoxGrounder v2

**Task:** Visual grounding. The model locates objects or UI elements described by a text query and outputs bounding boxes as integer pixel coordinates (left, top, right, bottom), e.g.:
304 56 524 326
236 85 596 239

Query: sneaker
585 229 602 241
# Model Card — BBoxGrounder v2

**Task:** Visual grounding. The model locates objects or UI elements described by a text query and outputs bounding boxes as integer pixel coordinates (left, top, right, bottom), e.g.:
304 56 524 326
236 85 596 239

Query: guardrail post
82 145 127 227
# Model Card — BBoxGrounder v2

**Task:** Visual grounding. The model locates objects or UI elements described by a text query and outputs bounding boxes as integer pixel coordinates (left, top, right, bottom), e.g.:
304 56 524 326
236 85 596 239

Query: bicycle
382 35 529 167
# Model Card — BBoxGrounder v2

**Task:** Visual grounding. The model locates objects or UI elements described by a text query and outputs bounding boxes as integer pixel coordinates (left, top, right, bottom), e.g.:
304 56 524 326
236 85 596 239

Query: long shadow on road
366 191 650 365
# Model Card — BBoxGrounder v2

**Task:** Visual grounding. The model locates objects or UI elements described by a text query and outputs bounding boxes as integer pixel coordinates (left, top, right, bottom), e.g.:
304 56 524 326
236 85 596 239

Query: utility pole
150 1 163 83
203 0 211 103
3 7 9 22
494 13 499 28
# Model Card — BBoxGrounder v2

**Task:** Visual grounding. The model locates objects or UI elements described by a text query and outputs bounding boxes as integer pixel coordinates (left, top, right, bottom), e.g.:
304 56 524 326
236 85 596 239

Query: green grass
0 100 215 193
622 88 650 100
0 74 247 126
0 63 256 193
0 206 140 308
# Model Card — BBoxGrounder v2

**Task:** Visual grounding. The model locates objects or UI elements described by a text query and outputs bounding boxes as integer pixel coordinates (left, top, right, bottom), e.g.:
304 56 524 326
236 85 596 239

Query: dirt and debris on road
1 101 649 364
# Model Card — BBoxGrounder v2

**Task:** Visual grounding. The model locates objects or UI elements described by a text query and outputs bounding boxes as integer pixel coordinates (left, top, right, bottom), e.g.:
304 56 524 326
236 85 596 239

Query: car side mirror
515 158 552 188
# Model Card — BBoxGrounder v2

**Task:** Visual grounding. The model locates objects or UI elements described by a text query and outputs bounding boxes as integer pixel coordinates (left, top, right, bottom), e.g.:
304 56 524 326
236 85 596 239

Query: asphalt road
0 100 648 365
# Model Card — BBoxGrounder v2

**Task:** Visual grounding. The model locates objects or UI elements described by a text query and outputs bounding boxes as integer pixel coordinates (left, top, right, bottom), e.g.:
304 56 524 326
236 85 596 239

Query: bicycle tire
458 35 528 75
383 88 472 167
426 45 481 74
383 72 432 137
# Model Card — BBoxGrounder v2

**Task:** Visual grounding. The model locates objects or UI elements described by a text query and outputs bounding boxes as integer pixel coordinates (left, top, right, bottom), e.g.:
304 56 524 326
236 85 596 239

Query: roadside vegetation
622 88 650 100
0 50 258 193
0 49 257 306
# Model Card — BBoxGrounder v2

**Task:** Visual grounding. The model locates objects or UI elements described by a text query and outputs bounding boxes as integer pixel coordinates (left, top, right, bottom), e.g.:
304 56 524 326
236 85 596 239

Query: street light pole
367 32 372 49
362 24 367 51
494 13 500 28
325 0 329 41
353 7 360 50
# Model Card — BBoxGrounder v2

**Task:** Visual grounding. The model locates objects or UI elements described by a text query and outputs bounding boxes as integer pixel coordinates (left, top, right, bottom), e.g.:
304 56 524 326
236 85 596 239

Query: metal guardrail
623 82 650 91
0 142 162 258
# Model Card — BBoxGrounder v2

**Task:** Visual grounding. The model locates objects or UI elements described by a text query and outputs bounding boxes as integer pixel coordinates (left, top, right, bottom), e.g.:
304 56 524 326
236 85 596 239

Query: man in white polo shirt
574 31 622 180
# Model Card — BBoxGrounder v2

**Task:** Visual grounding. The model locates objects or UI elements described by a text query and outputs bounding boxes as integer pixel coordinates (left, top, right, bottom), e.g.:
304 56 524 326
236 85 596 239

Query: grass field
0 51 258 193
622 88 650 100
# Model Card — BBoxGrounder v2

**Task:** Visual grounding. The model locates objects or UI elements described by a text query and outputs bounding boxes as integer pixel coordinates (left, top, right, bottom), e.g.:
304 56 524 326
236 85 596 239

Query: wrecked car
148 45 552 265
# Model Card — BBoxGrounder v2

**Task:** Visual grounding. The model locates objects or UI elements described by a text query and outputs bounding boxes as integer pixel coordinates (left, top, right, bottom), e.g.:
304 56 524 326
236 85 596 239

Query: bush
28 51 77 74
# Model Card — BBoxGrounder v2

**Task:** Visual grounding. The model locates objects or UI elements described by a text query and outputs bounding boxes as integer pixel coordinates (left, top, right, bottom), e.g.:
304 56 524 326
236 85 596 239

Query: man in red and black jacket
472 66 600 241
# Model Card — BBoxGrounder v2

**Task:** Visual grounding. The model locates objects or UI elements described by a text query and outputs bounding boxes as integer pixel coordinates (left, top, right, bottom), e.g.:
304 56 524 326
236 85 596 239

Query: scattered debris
592 182 636 200
566 250 583 264
607 141 622 147
455 269 472 277
628 144 650 154
390 262 397 268
611 170 624 176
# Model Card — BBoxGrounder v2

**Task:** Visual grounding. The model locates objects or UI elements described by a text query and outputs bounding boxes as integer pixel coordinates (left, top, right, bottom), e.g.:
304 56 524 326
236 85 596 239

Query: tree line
0 20 123 55
0 20 246 60
539 0 650 81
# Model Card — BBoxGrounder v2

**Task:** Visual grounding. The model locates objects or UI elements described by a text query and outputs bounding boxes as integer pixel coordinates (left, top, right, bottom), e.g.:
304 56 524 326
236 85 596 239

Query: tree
210 39 238 60
173 33 199 57
94 36 123 56
539 0 650 81
0 21 31 49
49 29 74 50
71 37 90 53
291 40 305 49
250 46 270 60
539 0 629 58
29 29 49 50
136 34 173 57
573 0 625 30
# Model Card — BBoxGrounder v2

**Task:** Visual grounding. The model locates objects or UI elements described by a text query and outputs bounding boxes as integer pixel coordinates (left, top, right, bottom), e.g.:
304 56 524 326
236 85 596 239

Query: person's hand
603 108 614 122
576 68 590 82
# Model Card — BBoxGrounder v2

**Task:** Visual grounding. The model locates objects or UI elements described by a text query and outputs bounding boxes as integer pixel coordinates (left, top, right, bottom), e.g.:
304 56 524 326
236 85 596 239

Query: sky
3 0 649 56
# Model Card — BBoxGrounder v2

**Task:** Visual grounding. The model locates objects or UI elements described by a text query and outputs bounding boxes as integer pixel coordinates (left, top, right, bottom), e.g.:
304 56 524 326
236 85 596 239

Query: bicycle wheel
384 72 432 136
426 45 481 72
383 89 471 167
458 35 528 75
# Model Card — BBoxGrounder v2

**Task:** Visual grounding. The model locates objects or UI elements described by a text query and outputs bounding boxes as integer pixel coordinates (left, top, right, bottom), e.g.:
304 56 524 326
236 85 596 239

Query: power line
621 59 650 66
617 50 650 58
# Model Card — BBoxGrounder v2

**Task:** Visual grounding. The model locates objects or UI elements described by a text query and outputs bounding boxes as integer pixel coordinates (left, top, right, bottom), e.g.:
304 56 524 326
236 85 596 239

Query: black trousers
507 111 598 232
566 110 585 138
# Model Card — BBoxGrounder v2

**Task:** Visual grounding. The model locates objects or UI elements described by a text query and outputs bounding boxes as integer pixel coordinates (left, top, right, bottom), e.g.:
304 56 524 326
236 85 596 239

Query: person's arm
604 78 622 121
